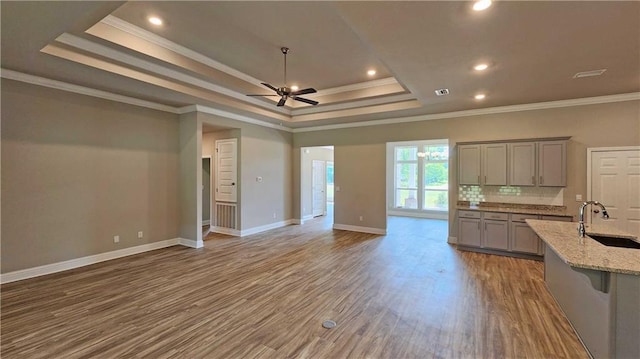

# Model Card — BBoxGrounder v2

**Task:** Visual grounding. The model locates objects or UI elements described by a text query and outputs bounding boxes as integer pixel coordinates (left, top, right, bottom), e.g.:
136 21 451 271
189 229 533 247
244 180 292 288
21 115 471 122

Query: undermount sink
587 235 640 249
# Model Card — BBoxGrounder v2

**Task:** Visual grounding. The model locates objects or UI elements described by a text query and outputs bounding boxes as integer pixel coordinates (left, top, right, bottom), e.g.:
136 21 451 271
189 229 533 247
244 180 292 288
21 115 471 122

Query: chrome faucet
578 201 609 237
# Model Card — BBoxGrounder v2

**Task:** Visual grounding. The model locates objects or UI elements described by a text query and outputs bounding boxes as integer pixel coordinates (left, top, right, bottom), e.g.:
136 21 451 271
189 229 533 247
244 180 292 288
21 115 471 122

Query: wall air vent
573 69 607 79
435 88 450 96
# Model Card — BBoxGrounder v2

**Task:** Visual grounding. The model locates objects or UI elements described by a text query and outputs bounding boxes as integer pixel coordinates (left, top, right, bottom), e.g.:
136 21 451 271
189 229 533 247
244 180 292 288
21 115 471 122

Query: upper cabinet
509 142 536 186
458 138 568 187
483 144 508 186
458 145 481 185
538 141 566 187
458 144 507 186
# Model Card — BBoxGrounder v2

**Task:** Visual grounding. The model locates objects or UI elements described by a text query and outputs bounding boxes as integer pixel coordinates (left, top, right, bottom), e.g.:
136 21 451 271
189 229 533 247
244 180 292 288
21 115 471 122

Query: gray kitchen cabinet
510 214 541 254
459 217 482 247
538 141 567 187
509 142 537 186
458 210 482 247
483 216 509 250
458 145 481 185
458 144 507 186
483 144 508 186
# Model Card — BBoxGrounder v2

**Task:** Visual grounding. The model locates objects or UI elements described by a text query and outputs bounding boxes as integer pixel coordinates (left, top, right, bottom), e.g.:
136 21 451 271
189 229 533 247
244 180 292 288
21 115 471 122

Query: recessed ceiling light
148 16 163 26
367 69 377 76
475 94 486 100
573 69 607 78
474 63 489 71
290 85 299 91
473 0 492 11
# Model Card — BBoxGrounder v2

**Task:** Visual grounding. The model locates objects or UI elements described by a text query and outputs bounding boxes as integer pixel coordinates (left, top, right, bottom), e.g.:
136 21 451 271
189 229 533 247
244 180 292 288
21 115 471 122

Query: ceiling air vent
435 88 450 96
573 69 607 79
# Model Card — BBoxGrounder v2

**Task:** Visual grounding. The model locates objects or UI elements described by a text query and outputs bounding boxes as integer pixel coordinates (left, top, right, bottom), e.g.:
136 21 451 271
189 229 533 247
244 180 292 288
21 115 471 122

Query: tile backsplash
459 185 563 206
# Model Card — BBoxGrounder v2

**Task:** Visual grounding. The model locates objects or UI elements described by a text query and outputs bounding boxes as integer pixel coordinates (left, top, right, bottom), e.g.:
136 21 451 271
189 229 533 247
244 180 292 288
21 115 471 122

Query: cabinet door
483 220 509 250
538 141 566 187
458 218 481 247
483 144 507 185
510 222 541 254
509 142 536 186
458 145 481 185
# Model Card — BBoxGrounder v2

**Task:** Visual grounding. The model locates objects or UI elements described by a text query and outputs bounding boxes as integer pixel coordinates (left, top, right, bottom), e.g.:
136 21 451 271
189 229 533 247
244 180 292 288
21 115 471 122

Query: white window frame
386 140 449 220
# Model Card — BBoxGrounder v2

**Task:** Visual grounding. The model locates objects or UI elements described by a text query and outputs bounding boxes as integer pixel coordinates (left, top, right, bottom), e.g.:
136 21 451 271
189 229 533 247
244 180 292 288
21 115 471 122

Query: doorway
301 146 334 222
202 157 212 227
588 146 640 237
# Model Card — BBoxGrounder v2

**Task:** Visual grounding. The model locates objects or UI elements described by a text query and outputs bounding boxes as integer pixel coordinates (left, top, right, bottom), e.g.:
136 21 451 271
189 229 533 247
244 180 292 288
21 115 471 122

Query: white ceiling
2 1 639 129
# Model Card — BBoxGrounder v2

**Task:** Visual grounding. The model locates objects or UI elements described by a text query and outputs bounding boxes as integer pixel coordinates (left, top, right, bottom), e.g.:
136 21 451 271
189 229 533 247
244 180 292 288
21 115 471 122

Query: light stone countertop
526 219 640 275
456 203 573 218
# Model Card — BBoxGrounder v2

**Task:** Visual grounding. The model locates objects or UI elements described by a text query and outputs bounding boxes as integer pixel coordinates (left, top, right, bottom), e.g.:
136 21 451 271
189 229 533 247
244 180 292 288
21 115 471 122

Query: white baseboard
333 223 387 235
1 238 181 284
448 236 458 244
179 238 204 248
240 219 295 236
211 226 241 236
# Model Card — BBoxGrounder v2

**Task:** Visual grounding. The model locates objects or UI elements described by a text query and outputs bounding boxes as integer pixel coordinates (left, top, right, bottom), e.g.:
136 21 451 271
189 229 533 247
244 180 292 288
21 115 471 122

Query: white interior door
215 138 237 203
589 147 640 237
312 160 326 217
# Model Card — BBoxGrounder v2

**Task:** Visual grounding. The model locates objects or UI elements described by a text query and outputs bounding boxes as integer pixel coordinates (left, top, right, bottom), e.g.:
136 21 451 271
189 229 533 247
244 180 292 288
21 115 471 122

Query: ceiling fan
247 47 319 107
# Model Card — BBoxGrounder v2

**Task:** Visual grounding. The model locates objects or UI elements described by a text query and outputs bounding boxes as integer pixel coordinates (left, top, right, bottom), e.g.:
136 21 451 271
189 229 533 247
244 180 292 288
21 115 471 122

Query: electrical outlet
273 213 277 219
359 216 363 221
137 231 143 239
576 194 583 201
113 235 120 243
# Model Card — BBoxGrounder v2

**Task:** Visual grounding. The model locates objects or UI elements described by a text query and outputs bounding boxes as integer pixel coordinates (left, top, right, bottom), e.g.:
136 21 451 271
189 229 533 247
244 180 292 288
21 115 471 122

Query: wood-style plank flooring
1 215 589 358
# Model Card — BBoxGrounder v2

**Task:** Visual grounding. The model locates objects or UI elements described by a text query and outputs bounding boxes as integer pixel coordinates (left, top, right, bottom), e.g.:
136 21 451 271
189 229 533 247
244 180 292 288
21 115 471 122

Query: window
393 142 449 212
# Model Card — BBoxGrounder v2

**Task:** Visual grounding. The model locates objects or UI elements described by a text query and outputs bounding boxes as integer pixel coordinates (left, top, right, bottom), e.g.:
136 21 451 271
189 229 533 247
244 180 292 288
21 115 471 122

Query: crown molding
1 68 180 113
100 16 402 101
54 33 286 114
181 105 293 133
313 77 400 97
291 93 416 116
293 92 640 133
101 15 264 87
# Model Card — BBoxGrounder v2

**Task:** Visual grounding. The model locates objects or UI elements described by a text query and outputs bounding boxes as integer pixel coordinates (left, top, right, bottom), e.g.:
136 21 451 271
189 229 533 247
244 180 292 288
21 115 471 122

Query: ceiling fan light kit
246 47 319 107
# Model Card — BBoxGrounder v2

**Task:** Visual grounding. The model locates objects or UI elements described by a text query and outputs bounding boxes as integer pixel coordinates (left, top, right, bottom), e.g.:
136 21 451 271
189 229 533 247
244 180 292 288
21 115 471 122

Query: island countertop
526 219 640 275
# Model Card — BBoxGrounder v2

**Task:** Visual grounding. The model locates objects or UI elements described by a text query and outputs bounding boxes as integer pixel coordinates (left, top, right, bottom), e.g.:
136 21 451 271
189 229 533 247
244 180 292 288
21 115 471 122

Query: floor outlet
113 235 120 243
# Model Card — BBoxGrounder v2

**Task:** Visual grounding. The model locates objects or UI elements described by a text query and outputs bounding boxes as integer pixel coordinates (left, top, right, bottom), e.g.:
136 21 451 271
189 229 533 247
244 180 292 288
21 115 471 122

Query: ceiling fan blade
293 97 319 106
291 87 317 96
246 94 279 97
277 96 287 107
261 82 279 92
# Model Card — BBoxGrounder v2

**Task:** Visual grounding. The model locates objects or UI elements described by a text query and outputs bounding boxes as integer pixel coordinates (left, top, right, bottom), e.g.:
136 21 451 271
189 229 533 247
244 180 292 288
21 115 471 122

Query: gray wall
1 80 180 272
293 100 640 234
199 113 293 231
178 112 202 243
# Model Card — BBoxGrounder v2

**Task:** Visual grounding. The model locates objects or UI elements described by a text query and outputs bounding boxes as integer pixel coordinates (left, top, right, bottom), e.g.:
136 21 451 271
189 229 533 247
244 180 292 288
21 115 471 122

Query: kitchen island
527 220 639 359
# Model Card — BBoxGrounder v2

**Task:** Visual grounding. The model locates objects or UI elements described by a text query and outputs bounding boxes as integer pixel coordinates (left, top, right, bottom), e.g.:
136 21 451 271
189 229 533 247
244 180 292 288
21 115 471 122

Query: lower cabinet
458 210 572 257
482 214 509 250
510 214 542 255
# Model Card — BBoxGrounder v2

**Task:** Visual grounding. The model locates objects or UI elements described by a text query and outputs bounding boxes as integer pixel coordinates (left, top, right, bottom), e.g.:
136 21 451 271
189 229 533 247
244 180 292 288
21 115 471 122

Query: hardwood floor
1 216 589 358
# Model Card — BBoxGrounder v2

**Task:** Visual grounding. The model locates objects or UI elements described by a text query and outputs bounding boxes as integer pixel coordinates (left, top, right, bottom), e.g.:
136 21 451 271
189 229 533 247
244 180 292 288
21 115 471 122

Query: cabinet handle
477 175 481 184
484 175 487 183
532 176 535 185
540 176 543 185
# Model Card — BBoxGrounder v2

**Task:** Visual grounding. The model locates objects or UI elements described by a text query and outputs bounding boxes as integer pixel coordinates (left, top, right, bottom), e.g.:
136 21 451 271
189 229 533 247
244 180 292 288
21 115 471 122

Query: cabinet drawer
510 213 539 222
541 215 573 222
483 212 509 221
459 210 481 219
